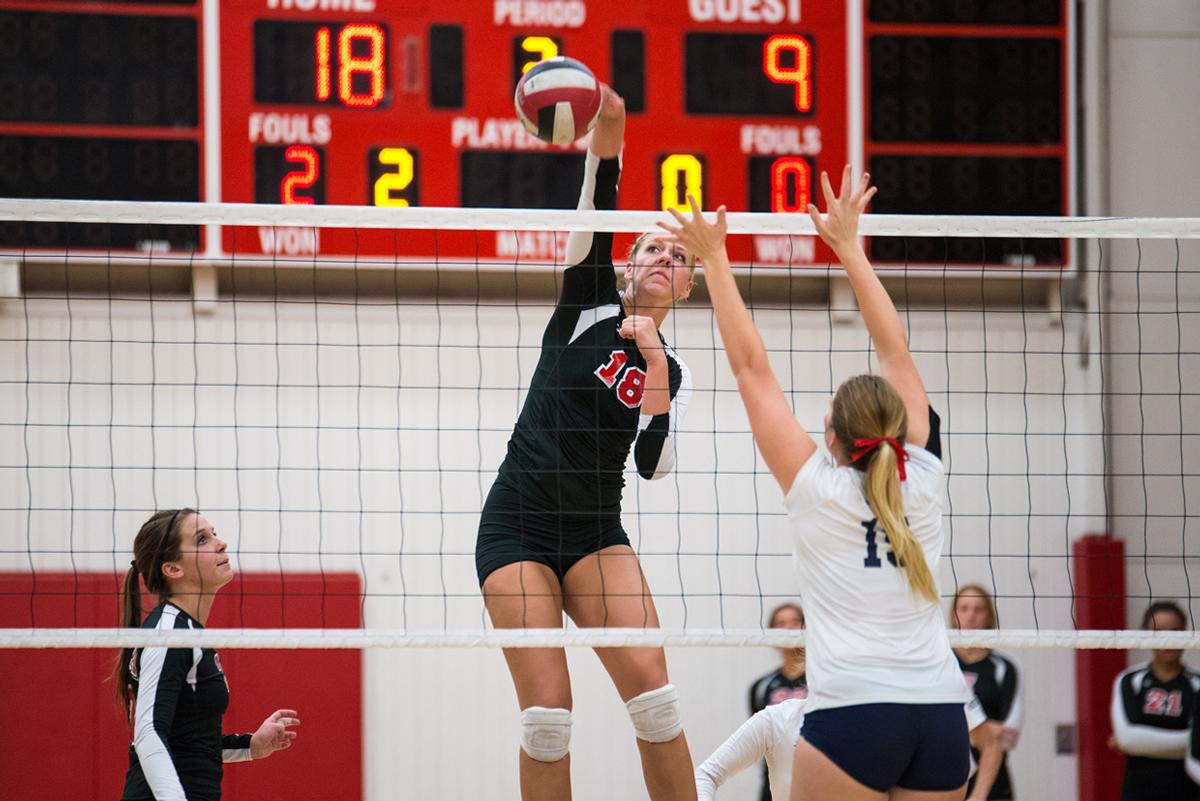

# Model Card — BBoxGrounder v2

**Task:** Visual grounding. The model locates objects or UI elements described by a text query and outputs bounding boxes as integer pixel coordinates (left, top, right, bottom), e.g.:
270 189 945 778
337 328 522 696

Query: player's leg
888 787 967 801
483 560 573 801
562 544 697 801
790 737 887 801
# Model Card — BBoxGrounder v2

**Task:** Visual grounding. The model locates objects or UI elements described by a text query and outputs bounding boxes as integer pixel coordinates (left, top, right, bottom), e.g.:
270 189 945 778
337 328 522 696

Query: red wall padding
0 572 362 801
1072 535 1126 801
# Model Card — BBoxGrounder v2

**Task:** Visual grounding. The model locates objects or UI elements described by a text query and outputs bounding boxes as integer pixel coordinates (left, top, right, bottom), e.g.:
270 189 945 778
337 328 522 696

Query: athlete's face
624 233 695 305
771 605 805 659
1148 608 1185 665
771 606 804 630
953 592 991 630
164 513 234 594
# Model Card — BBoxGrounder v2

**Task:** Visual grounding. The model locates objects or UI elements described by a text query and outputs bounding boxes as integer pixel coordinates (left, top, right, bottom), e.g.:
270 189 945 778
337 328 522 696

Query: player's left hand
659 194 727 264
619 315 663 360
250 708 300 759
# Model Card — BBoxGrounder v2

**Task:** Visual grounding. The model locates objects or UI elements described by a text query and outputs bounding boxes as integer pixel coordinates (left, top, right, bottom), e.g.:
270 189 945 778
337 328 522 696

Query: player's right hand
250 708 300 759
598 83 625 121
807 165 876 255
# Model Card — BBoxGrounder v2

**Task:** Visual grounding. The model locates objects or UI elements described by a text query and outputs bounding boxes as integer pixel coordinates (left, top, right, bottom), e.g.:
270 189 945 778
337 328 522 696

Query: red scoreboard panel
218 0 845 266
0 1 1071 269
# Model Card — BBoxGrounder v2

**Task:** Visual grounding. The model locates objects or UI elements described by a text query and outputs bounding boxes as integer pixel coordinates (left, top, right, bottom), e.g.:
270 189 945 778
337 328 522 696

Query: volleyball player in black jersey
951 585 1023 800
476 86 697 801
1110 601 1200 801
1188 699 1200 784
117 509 299 801
748 602 807 801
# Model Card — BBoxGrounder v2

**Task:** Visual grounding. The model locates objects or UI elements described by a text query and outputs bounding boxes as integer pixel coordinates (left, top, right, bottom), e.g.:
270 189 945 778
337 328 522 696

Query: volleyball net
1 199 1199 651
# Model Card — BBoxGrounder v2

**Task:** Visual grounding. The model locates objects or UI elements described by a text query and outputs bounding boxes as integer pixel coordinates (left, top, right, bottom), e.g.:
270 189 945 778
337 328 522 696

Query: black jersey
1188 704 1200 785
120 602 252 801
958 651 1022 799
1111 662 1200 801
748 668 808 801
749 668 809 715
489 152 692 522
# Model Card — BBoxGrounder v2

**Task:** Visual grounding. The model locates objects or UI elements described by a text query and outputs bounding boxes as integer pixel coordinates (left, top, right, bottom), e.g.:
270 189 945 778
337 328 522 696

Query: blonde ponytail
862 443 938 604
831 375 938 605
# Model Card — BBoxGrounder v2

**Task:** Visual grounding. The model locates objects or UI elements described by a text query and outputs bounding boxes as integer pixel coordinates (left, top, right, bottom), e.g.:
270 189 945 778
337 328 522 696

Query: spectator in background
951 584 1023 800
747 602 807 801
1111 600 1200 801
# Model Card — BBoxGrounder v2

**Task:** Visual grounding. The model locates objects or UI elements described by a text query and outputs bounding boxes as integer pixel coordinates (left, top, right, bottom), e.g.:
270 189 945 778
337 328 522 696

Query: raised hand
807 165 877 255
250 708 300 759
658 194 727 264
597 82 625 121
589 83 626 158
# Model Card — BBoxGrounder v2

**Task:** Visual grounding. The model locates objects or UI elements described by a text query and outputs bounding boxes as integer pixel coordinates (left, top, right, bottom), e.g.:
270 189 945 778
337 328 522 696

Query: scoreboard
0 0 1071 268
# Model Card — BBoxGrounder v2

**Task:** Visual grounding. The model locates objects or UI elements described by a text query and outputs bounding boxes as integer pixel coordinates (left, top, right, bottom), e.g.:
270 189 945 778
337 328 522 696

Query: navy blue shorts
800 702 970 792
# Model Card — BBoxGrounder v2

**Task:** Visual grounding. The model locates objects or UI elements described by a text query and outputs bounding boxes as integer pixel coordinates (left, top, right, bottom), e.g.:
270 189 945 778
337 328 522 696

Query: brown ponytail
116 508 192 721
831 376 938 604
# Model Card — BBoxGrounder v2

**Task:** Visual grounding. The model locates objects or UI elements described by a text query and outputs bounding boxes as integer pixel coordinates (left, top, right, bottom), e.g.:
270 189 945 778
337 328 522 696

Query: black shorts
1121 756 1200 801
800 702 970 792
475 481 630 586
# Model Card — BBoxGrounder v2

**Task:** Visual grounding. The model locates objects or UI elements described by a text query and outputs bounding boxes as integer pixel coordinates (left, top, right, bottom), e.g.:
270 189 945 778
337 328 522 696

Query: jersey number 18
595 349 647 409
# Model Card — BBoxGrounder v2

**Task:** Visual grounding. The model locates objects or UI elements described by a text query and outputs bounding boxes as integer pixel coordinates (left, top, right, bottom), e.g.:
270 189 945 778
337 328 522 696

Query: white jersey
695 699 806 801
695 696 987 800
784 441 969 712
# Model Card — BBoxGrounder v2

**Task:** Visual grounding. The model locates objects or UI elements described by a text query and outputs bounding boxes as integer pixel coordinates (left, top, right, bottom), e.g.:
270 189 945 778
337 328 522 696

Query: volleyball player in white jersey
661 167 971 800
695 697 1000 801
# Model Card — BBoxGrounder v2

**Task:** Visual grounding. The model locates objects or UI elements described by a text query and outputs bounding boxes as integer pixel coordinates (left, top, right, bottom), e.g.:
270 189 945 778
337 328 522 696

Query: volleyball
514 56 602 145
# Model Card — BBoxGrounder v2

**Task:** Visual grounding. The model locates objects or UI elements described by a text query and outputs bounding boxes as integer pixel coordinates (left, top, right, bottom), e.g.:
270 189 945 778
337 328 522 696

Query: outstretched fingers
837 163 852 199
858 184 878 212
820 169 836 208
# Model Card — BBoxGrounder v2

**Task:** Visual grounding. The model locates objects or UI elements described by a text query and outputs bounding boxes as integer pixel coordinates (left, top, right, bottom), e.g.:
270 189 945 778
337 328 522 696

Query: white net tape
2 198 1198 237
4 627 1200 650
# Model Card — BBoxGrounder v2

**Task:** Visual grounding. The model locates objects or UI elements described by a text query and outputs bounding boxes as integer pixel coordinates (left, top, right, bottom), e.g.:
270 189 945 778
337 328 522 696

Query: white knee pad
521 706 572 762
626 684 682 743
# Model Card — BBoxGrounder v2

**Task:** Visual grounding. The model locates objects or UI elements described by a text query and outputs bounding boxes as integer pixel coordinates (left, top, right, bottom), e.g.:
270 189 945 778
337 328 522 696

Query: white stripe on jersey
132 605 189 801
565 150 621 266
637 344 692 480
568 304 621 345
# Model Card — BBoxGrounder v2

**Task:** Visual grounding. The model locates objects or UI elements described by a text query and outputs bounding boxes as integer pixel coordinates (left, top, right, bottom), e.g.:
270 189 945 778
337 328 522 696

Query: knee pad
520 706 572 762
625 684 682 743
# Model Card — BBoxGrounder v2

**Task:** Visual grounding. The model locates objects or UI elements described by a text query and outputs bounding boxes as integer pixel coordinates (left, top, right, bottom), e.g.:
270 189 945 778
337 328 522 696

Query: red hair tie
851 437 908 482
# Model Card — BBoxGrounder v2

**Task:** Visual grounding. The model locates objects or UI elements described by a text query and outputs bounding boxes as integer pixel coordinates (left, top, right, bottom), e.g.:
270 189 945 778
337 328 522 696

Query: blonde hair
830 374 937 604
950 584 998 629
